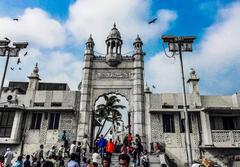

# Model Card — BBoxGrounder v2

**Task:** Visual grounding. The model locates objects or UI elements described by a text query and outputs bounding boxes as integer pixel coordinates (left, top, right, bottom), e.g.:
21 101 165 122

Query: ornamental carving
96 72 134 80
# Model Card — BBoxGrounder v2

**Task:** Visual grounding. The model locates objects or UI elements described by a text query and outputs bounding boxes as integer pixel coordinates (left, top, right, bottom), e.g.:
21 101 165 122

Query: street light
161 35 196 167
0 39 28 100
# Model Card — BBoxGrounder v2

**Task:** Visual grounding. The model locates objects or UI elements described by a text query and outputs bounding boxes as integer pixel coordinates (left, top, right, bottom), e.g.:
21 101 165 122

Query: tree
95 94 126 138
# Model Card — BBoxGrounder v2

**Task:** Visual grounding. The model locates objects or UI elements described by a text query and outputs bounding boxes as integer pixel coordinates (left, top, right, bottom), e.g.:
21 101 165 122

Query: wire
162 42 177 59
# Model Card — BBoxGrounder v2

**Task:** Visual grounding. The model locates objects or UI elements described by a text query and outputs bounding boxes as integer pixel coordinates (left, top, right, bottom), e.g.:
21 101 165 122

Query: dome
107 23 121 40
189 68 196 75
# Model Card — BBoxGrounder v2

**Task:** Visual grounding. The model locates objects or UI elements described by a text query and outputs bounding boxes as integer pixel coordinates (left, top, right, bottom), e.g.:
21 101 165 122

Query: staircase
84 153 161 167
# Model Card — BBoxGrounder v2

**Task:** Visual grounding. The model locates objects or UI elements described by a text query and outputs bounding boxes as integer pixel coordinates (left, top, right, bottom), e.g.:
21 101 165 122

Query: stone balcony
211 130 240 147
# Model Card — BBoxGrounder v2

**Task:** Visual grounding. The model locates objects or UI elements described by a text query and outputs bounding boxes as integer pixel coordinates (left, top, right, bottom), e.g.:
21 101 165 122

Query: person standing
118 154 130 167
67 153 78 167
35 144 44 167
4 148 14 167
102 157 110 167
13 156 22 167
24 155 31 167
0 155 4 167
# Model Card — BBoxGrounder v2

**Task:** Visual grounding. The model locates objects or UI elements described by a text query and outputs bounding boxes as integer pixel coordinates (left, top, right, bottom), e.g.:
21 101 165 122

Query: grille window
163 114 175 133
0 111 15 137
30 113 42 129
48 113 60 129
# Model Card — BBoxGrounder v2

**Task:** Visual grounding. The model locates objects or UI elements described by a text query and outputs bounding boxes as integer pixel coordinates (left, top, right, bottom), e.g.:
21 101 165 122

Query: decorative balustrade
211 130 240 147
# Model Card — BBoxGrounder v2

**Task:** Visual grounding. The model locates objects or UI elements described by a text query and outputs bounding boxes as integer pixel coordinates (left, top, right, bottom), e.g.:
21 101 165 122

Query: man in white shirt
92 149 100 167
4 148 13 167
70 141 76 155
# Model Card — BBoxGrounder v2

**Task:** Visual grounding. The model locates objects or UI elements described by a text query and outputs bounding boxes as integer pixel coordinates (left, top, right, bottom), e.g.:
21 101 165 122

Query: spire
133 34 143 54
144 82 152 94
85 34 95 54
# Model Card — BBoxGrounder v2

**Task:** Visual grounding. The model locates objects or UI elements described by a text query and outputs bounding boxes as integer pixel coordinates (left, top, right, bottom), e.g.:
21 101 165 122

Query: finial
35 63 38 68
90 34 92 38
113 22 116 28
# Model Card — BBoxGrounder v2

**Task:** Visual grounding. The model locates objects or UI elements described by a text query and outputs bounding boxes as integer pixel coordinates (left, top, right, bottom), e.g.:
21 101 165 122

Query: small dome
189 68 195 75
107 23 121 40
33 63 39 74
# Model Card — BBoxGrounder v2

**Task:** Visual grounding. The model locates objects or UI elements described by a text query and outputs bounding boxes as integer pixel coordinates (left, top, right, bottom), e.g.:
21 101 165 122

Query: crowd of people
0 132 154 167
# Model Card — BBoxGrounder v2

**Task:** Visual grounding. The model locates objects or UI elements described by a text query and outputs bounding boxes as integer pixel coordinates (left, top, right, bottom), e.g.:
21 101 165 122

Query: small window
51 103 62 107
33 103 44 107
30 113 42 129
163 114 175 133
0 111 15 137
48 113 60 129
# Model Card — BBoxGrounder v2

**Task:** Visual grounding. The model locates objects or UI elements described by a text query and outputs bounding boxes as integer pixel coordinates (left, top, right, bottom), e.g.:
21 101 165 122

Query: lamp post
0 39 28 99
161 35 196 167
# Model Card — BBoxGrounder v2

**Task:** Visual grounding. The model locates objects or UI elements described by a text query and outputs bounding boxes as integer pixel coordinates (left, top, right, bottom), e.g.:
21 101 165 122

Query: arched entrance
92 93 130 144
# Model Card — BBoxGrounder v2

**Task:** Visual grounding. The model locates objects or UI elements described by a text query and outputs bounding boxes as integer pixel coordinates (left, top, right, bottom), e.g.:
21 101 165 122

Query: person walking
82 135 89 157
70 141 76 156
92 149 100 167
102 157 110 167
105 139 115 162
4 148 14 167
97 135 107 158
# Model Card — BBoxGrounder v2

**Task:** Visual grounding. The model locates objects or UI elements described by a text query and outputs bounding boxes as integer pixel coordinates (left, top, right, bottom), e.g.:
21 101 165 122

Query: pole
0 50 10 100
178 42 193 166
128 111 131 134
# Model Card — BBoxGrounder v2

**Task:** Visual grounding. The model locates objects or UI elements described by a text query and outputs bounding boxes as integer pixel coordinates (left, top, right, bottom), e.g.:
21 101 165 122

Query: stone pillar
200 111 213 145
77 35 94 141
144 84 152 150
133 35 145 138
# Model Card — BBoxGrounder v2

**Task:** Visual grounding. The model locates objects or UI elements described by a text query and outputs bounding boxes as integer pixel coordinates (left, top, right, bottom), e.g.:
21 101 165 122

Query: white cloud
0 8 66 48
146 2 240 94
66 0 177 52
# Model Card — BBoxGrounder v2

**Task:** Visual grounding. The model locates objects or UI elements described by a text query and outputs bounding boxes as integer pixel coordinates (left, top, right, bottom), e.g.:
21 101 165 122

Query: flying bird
17 58 21 65
4 37 10 41
152 85 156 89
148 18 157 24
13 18 19 21
18 67 22 70
10 67 14 70
23 51 28 56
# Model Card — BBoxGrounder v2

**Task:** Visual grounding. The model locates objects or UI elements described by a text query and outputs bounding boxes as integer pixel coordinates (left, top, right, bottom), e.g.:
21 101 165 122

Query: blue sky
0 0 239 95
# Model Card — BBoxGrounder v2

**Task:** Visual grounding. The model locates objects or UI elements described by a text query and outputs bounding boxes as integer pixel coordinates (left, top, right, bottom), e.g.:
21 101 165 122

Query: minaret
27 63 40 91
187 68 199 94
187 68 201 108
105 23 123 66
25 63 41 107
133 34 145 138
77 35 95 141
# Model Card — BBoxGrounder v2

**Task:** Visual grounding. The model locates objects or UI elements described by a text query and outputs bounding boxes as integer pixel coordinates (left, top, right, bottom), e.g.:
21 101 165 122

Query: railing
212 130 240 147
